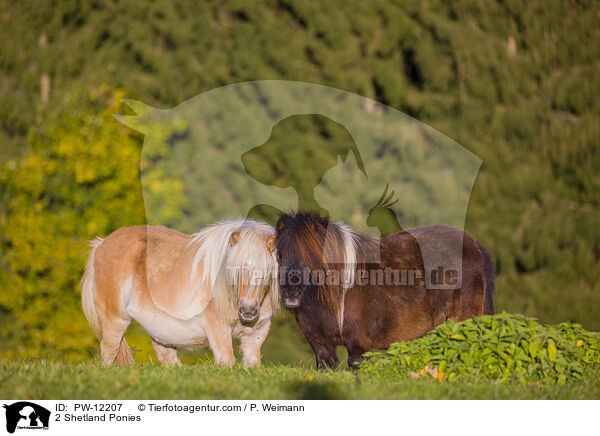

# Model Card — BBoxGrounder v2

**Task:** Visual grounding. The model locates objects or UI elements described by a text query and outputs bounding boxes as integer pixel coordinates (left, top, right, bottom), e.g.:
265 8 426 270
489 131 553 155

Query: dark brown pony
275 212 495 369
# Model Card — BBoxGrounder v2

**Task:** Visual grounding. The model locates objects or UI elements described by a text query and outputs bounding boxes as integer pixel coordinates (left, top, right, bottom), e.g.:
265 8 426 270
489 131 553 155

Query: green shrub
0 86 185 360
360 312 600 384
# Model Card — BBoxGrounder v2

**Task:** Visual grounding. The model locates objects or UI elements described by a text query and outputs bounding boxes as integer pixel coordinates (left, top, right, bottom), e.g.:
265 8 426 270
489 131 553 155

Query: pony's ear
266 235 276 253
275 215 288 232
230 231 240 246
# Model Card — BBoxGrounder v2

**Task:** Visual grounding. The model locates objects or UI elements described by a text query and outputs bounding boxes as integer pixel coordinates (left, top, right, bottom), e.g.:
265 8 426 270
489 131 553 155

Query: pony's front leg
307 340 339 370
239 319 271 368
206 323 235 367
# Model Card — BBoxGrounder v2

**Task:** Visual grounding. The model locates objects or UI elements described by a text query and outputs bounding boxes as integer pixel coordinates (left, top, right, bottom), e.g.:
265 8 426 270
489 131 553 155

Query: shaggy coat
275 212 494 369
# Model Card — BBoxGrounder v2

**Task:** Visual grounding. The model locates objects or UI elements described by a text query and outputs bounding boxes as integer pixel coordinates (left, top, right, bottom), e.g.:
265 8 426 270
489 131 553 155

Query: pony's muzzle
282 297 301 309
238 305 259 323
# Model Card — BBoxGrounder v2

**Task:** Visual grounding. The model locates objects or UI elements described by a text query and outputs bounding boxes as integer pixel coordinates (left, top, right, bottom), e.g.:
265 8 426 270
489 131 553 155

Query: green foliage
0 86 190 360
361 312 600 384
0 88 149 359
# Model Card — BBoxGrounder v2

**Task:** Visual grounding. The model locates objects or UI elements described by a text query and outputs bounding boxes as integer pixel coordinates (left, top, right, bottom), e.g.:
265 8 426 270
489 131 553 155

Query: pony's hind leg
116 338 135 366
100 317 132 366
152 340 182 367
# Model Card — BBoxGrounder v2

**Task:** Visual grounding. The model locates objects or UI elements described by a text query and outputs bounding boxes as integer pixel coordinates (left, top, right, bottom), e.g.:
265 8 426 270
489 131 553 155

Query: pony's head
225 225 278 323
274 212 360 326
189 219 279 324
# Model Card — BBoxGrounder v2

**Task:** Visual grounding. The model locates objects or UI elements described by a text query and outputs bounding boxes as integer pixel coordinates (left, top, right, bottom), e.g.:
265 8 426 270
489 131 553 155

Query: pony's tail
81 238 103 341
477 242 495 315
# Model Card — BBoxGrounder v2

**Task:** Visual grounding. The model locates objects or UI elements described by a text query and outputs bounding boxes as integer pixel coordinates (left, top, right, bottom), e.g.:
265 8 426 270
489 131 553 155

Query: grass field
2 361 599 400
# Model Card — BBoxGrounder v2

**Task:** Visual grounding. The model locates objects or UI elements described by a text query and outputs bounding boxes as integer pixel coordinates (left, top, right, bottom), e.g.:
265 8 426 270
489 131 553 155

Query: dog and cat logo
2 402 50 433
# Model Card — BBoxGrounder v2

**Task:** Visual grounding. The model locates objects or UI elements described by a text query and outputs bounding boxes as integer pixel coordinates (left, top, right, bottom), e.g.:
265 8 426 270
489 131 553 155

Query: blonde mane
187 218 279 320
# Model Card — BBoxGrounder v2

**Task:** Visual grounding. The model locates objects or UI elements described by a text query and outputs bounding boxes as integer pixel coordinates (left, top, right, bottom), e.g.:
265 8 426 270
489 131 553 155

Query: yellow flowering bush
0 86 185 360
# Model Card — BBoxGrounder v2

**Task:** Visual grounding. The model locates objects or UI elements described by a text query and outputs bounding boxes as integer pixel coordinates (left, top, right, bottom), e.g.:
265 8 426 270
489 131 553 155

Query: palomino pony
81 219 279 367
275 212 494 369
